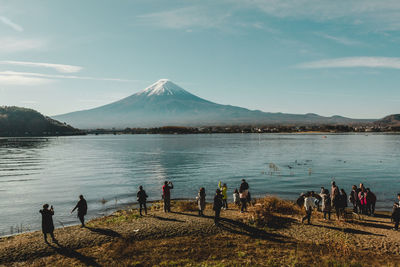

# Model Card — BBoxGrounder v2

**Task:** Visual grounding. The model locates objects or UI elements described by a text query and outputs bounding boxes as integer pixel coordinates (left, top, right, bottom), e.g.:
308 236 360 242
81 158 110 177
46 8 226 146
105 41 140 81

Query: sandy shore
1 200 400 266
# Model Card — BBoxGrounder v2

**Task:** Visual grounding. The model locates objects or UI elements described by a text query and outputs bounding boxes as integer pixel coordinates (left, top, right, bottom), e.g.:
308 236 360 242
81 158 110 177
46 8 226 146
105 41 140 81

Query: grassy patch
247 196 301 228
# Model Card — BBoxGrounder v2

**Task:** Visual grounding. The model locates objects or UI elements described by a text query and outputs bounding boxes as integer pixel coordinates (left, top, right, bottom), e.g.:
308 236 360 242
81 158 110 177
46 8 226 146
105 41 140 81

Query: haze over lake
1 133 399 235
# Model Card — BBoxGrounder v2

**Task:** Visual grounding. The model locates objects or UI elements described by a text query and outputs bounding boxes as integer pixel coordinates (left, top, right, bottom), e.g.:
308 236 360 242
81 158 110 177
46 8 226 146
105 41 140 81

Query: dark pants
240 198 247 212
302 209 312 224
323 211 331 220
222 199 228 209
78 213 85 226
352 202 357 213
43 231 55 242
164 197 171 212
368 203 375 215
395 217 400 230
139 202 147 215
334 206 341 219
360 204 367 215
214 209 221 224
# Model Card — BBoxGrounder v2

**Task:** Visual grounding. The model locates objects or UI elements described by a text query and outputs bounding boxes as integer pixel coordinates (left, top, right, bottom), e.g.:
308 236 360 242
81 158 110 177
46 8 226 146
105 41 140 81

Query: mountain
375 114 400 127
0 106 83 137
53 79 373 129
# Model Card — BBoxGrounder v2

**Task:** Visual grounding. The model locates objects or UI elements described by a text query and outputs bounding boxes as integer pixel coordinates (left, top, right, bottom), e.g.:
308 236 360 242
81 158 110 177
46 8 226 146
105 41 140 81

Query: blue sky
1 0 400 118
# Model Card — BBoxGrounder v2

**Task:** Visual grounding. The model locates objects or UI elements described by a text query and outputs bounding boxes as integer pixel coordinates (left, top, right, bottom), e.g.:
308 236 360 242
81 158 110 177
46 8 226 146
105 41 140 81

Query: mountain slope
53 79 372 129
0 106 82 137
375 114 400 126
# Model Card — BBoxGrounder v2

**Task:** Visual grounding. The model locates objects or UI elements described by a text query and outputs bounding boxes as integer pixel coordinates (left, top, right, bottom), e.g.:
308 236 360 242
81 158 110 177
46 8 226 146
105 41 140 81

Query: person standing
40 204 56 243
320 189 331 220
162 181 174 213
349 185 359 213
301 192 316 224
137 186 148 216
213 189 223 225
233 188 240 207
331 181 340 219
358 187 367 215
366 188 376 216
240 179 249 193
392 194 400 230
239 188 248 213
340 189 348 218
240 178 251 206
196 187 206 216
218 181 228 210
71 195 88 227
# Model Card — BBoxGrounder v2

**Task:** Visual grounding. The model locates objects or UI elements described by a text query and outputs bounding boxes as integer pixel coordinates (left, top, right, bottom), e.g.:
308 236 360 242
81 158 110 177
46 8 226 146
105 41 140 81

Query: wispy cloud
0 74 52 86
0 37 46 52
316 33 362 46
296 57 400 69
0 16 23 32
137 6 231 30
235 0 400 32
0 71 139 83
0 61 82 73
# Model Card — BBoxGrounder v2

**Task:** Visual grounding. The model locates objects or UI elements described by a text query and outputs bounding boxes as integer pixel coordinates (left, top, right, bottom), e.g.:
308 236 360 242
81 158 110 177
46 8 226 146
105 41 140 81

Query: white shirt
304 197 316 211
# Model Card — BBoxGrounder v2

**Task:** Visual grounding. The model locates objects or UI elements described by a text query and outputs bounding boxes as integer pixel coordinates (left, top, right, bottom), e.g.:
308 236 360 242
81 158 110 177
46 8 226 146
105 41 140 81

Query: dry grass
4 201 400 267
20 232 397 267
149 200 199 212
175 201 198 212
247 196 301 227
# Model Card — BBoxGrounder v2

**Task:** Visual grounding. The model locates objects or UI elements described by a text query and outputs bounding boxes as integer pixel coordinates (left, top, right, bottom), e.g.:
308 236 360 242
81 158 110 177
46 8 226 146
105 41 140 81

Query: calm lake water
0 134 399 235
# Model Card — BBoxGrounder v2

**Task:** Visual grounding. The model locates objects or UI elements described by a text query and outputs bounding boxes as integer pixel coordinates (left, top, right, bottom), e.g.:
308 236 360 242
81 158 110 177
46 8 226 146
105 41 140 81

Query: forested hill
0 106 83 137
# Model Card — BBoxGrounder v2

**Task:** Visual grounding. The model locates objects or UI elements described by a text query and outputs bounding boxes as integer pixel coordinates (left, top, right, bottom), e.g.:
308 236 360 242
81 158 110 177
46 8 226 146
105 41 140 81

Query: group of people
300 181 378 225
210 179 251 224
40 179 251 243
41 178 400 243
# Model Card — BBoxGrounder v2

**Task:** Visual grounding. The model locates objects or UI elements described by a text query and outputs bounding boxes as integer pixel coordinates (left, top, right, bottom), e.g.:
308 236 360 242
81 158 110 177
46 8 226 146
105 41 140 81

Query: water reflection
0 134 399 236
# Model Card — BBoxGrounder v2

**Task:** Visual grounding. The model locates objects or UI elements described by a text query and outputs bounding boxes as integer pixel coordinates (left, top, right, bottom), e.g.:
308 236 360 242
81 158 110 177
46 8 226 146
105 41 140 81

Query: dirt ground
1 202 400 266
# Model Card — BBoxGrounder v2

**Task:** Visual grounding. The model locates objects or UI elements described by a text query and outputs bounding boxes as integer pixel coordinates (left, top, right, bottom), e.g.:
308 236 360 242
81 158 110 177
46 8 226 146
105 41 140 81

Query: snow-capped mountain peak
138 79 188 96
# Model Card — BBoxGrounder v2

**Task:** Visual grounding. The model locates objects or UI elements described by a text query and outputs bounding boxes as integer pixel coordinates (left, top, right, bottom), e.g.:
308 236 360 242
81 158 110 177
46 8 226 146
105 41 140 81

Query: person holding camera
162 181 174 213
39 204 56 243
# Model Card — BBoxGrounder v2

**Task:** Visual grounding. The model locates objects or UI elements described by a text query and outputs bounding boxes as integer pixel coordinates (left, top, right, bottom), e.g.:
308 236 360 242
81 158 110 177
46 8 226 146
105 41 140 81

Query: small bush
248 196 301 227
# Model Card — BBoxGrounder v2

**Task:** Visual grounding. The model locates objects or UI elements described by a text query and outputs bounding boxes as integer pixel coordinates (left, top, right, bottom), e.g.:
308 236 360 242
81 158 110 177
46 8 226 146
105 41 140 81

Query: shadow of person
217 217 289 243
151 215 185 222
85 227 122 238
171 211 213 219
311 224 386 236
47 241 101 267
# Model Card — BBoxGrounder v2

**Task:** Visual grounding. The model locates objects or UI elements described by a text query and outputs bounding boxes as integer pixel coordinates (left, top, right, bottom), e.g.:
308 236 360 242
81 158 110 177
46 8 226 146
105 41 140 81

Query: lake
0 133 399 235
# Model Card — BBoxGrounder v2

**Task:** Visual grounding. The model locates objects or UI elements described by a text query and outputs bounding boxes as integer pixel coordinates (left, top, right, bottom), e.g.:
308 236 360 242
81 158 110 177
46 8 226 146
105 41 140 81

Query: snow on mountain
138 79 189 96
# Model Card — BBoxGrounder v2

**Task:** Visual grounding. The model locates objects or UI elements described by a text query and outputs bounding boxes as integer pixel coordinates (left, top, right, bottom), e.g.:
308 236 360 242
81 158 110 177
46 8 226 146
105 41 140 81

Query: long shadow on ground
218 217 290 243
86 227 122 238
173 211 290 244
311 224 386 236
151 215 185 223
48 241 101 267
352 220 393 231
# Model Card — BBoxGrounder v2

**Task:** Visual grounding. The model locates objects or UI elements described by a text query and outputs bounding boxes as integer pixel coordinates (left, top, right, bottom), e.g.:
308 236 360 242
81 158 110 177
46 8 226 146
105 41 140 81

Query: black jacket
40 209 54 233
213 194 223 211
137 189 148 203
73 199 88 216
